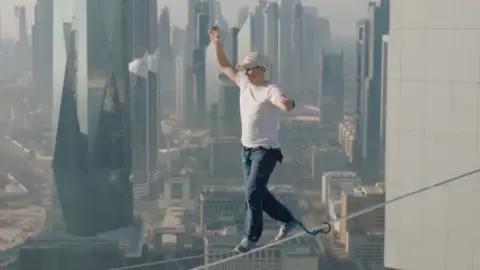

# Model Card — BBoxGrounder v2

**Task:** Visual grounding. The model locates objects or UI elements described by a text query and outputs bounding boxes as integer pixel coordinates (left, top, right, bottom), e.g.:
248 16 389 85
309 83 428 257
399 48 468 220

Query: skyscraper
14 6 29 73
237 14 254 65
224 27 239 64
291 0 303 88
146 0 159 193
263 2 279 83
180 48 195 125
32 0 53 101
320 50 344 128
205 41 220 136
353 18 370 169
193 12 209 127
129 0 150 198
252 0 268 54
52 0 133 236
194 47 207 126
217 74 240 138
129 55 149 198
302 8 322 96
237 6 249 27
378 34 388 186
278 0 294 90
384 0 480 269
158 7 176 111
176 53 186 122
359 0 389 182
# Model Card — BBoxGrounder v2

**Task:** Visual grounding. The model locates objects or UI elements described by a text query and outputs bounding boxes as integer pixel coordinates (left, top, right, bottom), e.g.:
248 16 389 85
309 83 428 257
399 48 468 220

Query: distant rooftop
361 184 385 195
161 207 186 231
1 217 145 260
340 183 385 197
282 115 320 122
323 171 359 179
338 182 356 194
348 228 385 239
158 148 181 153
96 215 145 258
314 145 343 152
158 207 187 245
180 129 209 138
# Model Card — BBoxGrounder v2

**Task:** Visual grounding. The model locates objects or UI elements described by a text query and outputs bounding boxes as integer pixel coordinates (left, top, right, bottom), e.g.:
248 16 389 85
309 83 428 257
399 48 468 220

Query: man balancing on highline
209 25 311 253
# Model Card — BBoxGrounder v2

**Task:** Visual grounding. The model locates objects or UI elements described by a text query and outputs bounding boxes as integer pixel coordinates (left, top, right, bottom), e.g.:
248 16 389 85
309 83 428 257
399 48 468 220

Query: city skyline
0 0 370 40
6 0 478 268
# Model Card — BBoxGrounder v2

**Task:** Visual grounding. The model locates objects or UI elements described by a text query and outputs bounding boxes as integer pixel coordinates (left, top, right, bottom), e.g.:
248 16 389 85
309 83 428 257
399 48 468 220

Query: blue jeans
242 146 294 242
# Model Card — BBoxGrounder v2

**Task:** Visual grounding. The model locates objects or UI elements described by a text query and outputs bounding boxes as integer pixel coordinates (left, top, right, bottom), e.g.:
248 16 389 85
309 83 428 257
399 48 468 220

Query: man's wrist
289 100 295 110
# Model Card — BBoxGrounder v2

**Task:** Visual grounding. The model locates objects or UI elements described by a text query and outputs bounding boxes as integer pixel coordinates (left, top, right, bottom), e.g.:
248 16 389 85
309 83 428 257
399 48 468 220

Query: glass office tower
52 0 133 236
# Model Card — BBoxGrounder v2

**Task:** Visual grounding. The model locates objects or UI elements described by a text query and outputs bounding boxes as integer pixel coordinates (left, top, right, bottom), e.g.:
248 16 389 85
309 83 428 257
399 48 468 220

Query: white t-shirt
236 72 283 148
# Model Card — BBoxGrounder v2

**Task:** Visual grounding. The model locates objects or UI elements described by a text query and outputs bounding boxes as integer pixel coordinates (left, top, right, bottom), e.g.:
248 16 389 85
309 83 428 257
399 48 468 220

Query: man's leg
262 190 295 223
244 149 277 241
236 148 277 253
260 150 298 241
241 148 252 243
264 189 299 241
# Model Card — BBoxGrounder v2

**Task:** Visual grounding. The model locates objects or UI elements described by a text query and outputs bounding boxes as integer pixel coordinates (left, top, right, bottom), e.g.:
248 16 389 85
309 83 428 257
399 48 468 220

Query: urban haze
0 0 477 270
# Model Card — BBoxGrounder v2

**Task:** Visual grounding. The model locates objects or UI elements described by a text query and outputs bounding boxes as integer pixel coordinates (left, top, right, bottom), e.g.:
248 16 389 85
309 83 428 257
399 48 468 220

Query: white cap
236 52 271 70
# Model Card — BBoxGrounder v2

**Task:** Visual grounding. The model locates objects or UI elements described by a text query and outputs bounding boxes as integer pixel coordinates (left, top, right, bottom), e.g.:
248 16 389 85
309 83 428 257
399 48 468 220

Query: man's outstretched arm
269 87 296 112
273 95 296 112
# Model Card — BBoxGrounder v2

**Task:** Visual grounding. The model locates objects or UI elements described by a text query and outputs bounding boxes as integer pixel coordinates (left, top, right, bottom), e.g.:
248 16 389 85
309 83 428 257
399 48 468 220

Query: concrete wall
384 0 480 269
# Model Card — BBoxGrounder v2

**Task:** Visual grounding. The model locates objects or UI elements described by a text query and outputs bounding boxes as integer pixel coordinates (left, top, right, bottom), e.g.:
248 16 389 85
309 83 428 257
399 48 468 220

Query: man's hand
284 99 296 111
273 95 296 112
209 25 220 43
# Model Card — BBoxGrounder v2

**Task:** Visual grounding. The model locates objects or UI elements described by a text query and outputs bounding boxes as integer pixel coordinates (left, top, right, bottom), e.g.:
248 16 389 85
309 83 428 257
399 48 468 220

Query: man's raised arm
209 26 237 82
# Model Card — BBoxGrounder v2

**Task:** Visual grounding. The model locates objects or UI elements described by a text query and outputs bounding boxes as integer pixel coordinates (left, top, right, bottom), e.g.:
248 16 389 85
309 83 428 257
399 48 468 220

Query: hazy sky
0 0 370 40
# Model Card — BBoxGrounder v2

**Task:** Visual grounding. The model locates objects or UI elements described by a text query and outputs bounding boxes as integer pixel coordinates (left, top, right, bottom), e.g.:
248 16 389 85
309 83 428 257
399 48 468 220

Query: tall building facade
32 0 53 101
205 42 219 136
129 0 152 198
128 0 162 197
378 34 389 184
193 12 209 126
353 18 370 169
52 0 133 236
237 14 254 65
320 50 344 128
129 56 149 197
302 8 320 95
217 74 240 138
14 6 29 73
146 0 159 193
278 0 294 91
358 0 389 182
224 27 239 64
339 184 385 265
263 2 279 83
158 7 175 117
252 0 267 54
384 0 480 269
291 0 303 89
